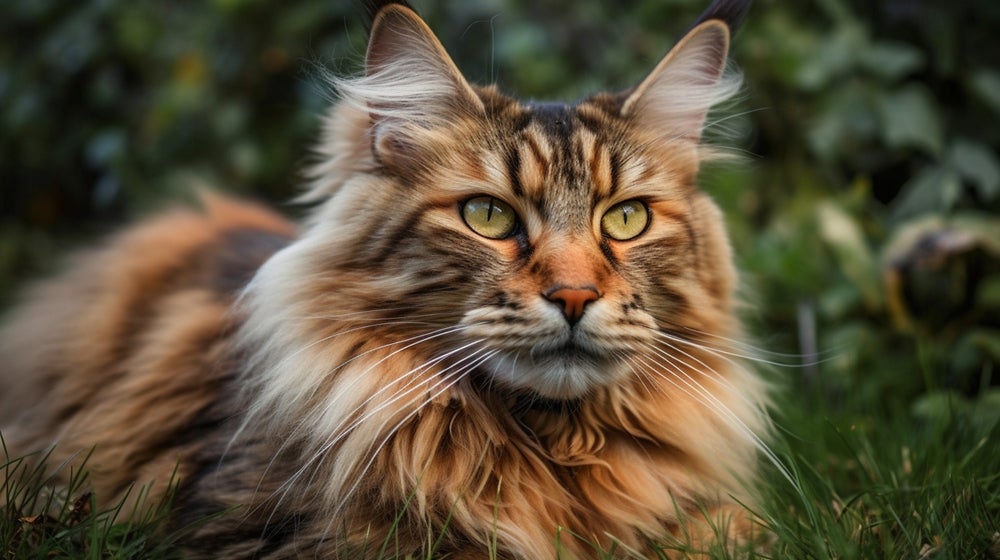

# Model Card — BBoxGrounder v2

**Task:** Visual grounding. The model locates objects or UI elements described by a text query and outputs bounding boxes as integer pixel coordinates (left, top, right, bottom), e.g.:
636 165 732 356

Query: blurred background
2 0 998 451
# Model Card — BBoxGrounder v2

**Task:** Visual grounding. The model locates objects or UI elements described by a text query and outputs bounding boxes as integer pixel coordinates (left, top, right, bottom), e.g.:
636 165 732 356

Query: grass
758 386 1000 559
3 382 998 559
1 438 185 560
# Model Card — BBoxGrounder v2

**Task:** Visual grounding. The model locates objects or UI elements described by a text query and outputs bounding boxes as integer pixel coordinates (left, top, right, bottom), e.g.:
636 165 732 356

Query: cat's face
415 99 716 399
305 3 740 400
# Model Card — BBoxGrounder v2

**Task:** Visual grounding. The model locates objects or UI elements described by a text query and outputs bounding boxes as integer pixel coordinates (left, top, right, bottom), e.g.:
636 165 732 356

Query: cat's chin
480 347 623 400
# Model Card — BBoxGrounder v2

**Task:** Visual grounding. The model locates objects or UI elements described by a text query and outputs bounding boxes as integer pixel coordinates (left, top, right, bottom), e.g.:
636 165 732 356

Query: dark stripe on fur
363 0 417 29
690 0 752 33
527 102 575 144
205 228 294 294
505 144 525 197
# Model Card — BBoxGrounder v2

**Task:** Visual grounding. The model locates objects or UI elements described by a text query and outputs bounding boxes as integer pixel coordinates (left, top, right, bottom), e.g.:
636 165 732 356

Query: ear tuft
689 0 752 34
362 0 416 28
622 19 739 145
326 2 483 172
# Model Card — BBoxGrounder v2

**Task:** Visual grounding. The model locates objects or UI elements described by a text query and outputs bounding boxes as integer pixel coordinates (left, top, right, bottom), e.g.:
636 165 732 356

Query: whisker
676 325 837 363
327 347 500 521
299 308 455 322
702 106 769 134
655 328 822 368
230 322 469 451
648 334 767 415
269 344 481 499
307 347 500 551
313 339 489 457
265 340 492 520
635 344 798 489
238 324 485 518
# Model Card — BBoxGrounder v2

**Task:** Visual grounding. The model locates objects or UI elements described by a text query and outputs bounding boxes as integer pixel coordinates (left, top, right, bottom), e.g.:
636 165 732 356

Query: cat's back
0 194 294 501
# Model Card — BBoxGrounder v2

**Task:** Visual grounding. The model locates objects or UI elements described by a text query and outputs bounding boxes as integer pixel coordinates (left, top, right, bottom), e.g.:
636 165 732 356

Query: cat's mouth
531 341 603 362
476 338 623 399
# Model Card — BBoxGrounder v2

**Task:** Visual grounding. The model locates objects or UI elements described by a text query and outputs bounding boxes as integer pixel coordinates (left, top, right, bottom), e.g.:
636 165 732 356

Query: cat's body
0 1 769 557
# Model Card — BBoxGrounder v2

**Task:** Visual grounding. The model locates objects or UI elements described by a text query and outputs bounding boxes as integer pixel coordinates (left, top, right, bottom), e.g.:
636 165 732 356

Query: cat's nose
543 286 601 325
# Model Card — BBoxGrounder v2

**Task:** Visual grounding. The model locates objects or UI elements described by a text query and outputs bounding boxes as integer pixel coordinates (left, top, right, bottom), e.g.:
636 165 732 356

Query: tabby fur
0 1 768 557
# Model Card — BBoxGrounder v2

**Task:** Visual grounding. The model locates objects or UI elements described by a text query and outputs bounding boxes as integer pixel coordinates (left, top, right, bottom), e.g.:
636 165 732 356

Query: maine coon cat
0 0 770 557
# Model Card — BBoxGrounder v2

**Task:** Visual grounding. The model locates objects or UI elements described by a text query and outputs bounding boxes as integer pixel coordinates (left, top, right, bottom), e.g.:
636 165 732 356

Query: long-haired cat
0 0 770 557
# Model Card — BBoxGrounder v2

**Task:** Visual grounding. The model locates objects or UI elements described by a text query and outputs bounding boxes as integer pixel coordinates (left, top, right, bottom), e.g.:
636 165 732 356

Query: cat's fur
0 1 769 557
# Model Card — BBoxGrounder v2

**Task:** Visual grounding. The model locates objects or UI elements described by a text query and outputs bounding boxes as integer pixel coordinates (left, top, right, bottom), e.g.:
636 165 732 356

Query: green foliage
1 438 182 559
1 0 998 557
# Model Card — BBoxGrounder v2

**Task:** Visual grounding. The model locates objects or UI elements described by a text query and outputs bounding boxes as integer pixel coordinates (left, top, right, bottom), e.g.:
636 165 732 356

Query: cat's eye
462 196 519 239
601 200 649 241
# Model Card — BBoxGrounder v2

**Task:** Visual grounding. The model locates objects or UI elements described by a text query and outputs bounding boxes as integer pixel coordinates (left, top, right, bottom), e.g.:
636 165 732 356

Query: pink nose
543 286 601 324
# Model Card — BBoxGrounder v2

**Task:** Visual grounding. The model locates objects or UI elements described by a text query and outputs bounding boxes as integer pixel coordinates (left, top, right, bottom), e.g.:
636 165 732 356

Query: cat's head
290 0 748 400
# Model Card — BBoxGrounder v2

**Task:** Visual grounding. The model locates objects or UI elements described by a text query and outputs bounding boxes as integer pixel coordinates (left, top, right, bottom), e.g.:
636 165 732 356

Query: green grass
4 383 998 559
1 438 185 560
757 384 1000 559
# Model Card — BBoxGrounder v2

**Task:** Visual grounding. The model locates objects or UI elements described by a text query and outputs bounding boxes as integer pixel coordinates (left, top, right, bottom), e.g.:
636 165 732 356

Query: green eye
601 200 649 241
462 196 519 239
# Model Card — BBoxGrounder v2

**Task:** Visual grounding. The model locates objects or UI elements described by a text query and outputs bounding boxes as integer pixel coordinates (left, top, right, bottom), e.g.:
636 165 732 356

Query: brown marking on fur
0 196 294 509
587 134 613 194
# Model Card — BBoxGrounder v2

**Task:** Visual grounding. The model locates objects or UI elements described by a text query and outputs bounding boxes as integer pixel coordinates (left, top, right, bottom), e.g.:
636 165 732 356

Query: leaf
968 69 1000 116
968 332 1000 364
911 390 966 423
861 41 925 81
949 212 1000 256
891 165 962 221
877 84 945 156
949 139 1000 200
817 201 881 309
795 23 865 91
807 84 880 162
966 387 1000 437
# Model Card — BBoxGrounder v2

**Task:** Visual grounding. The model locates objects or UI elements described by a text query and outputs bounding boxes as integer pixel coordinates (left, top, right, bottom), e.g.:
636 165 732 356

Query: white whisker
325 348 500 527
226 323 482 476
676 325 836 364
635 343 798 489
264 335 487 501
649 333 767 413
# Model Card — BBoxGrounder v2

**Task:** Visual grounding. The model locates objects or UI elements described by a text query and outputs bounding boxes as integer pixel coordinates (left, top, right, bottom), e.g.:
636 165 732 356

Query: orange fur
1 2 769 558
0 197 295 507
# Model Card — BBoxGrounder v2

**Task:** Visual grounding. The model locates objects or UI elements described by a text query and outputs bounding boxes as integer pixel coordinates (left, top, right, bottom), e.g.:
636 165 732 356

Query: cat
0 0 770 558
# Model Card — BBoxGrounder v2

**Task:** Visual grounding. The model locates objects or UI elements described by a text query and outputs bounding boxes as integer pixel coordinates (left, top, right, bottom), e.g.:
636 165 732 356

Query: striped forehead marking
512 102 620 207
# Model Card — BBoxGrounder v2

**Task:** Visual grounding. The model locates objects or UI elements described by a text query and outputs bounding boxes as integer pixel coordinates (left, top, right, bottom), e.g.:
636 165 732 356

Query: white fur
624 20 742 144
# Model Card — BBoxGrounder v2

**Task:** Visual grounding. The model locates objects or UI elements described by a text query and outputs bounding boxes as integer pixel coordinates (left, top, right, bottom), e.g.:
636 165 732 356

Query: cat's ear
358 3 484 169
622 15 741 144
